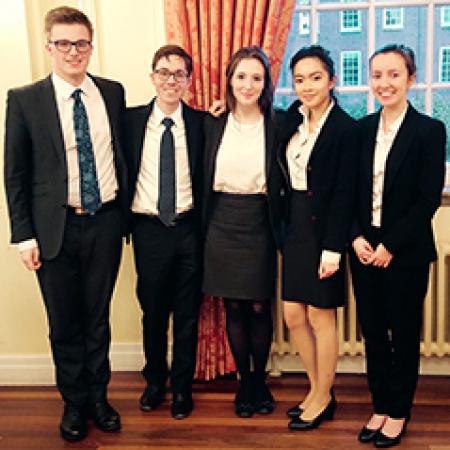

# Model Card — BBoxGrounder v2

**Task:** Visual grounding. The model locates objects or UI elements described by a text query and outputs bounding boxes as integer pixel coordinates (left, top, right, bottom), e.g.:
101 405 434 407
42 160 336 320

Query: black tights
224 298 272 385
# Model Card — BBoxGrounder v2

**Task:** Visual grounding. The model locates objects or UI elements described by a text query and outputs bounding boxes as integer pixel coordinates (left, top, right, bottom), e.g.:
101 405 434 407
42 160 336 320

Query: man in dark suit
4 6 127 441
124 45 204 420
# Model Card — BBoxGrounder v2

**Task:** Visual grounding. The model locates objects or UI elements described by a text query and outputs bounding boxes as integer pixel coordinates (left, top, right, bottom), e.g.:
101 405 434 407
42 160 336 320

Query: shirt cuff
17 238 38 253
320 250 341 265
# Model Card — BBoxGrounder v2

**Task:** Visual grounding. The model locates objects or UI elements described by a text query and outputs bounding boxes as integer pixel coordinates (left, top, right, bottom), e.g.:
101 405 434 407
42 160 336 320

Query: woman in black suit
279 46 357 431
202 46 283 418
350 45 446 447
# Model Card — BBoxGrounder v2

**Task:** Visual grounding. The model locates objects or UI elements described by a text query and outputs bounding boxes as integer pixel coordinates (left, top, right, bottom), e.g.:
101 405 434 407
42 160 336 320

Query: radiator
271 243 450 363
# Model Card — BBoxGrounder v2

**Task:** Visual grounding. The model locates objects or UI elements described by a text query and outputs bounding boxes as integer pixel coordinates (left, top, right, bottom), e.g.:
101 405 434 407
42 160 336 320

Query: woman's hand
318 261 339 279
369 243 393 268
208 99 225 117
352 236 374 265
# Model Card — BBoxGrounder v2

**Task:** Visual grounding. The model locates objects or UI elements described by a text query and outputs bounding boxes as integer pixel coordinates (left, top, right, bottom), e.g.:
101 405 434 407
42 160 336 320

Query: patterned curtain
164 0 296 380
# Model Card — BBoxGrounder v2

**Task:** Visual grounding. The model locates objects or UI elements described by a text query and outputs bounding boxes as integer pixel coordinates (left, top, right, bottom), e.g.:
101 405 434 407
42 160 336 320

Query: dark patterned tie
158 117 176 226
72 88 101 215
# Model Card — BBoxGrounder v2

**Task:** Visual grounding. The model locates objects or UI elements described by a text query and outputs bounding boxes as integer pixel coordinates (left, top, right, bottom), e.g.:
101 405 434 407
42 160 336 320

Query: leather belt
67 199 118 216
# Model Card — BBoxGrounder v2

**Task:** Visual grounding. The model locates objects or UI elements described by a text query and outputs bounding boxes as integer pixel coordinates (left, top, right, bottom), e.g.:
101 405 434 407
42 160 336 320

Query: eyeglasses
48 39 92 53
154 68 189 83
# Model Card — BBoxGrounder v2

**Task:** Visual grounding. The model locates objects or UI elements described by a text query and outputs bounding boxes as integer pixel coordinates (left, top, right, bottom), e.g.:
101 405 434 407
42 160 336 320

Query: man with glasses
4 6 127 441
124 45 204 420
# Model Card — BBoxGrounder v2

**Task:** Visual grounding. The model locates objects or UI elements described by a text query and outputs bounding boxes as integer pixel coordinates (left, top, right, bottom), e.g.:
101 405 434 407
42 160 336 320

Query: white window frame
441 6 450 27
383 7 404 30
299 11 310 35
341 50 362 86
275 0 450 181
340 9 362 33
439 47 450 83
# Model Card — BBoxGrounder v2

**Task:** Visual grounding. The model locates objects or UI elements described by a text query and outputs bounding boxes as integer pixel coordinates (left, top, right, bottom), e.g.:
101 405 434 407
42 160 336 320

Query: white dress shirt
286 101 334 191
372 106 408 227
213 114 266 194
132 102 193 215
19 73 118 252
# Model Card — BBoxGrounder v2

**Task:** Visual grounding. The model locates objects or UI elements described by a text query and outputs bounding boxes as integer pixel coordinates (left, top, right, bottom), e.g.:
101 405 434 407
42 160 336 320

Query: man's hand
20 246 42 271
352 236 374 265
208 99 225 117
368 243 393 268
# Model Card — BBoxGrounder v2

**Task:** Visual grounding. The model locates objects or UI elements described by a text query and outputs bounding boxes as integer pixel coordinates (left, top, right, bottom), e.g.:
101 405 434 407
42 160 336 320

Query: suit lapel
362 112 380 187
383 105 417 195
132 101 153 174
207 113 228 187
307 104 339 165
264 112 276 180
181 102 197 177
39 76 65 165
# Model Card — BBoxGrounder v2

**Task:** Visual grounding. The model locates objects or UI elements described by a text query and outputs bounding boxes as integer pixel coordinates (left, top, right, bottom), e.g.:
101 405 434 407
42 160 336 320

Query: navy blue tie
72 88 101 215
158 117 176 226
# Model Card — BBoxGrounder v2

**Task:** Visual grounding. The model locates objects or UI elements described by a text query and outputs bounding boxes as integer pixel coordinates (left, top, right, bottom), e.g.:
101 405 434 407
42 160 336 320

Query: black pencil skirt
203 192 276 301
282 190 345 308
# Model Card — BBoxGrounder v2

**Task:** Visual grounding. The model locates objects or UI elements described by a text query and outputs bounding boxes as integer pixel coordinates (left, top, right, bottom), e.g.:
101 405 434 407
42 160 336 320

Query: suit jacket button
311 215 316 222
307 191 313 197
307 166 312 171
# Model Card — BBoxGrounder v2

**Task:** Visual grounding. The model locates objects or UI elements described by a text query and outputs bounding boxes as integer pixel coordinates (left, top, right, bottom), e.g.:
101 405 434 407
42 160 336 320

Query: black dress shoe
89 401 121 432
171 393 193 419
286 404 303 418
60 404 87 441
358 426 381 443
234 382 254 418
254 382 275 414
140 384 165 411
287 388 334 418
288 397 336 431
374 422 408 448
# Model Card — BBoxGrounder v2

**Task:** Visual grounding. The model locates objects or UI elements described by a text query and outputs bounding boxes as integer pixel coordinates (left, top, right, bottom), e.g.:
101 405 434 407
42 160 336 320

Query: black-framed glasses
154 68 189 83
48 39 92 53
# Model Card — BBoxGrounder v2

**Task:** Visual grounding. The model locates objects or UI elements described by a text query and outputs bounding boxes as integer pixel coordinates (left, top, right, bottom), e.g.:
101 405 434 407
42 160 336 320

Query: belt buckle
74 207 88 215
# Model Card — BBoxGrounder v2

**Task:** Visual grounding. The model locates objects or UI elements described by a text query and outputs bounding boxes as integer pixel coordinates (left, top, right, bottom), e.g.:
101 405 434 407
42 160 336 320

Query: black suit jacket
4 74 128 260
278 100 357 253
351 104 446 266
123 99 205 231
202 110 284 247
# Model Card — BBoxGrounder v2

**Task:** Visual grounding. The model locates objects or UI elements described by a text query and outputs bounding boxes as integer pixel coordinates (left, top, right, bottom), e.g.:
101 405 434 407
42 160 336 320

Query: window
274 0 450 164
299 12 310 35
440 47 450 82
441 6 450 27
383 8 404 30
340 9 361 33
341 51 361 86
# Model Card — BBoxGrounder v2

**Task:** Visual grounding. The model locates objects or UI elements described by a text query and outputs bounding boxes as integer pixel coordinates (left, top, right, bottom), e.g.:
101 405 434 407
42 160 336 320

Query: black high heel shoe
373 418 408 448
288 397 336 431
358 425 382 443
287 388 335 419
286 404 303 418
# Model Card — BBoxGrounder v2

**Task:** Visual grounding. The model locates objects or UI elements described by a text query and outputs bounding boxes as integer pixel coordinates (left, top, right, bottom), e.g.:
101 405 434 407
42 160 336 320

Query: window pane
435 5 450 82
375 6 427 84
433 90 450 162
341 51 361 86
338 92 367 119
318 10 368 86
273 92 298 110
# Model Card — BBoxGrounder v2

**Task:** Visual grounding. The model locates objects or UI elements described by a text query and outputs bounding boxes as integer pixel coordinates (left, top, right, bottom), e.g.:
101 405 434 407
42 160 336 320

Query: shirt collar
297 99 334 141
51 73 94 101
377 104 408 139
151 100 183 128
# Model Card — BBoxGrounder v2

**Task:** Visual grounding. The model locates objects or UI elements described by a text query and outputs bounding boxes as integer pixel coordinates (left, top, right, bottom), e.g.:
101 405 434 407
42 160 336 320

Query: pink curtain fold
164 0 295 381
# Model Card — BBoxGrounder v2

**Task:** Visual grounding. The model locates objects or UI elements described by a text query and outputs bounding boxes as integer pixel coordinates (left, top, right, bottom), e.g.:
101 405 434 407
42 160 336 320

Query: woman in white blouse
202 47 283 418
350 45 446 447
278 46 357 431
